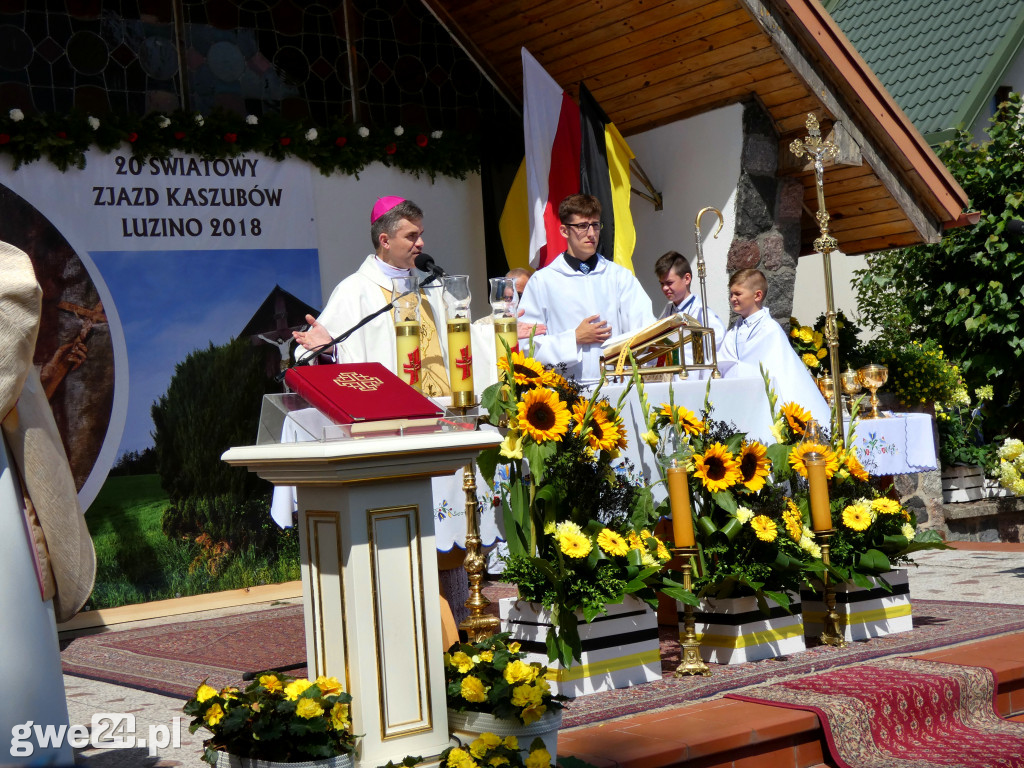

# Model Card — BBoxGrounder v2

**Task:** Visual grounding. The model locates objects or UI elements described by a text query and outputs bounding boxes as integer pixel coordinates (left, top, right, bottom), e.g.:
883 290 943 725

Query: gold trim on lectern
304 510 350 693
367 504 433 740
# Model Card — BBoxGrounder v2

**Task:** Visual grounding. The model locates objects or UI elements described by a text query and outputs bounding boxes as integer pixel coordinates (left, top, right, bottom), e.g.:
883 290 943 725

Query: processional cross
789 114 845 440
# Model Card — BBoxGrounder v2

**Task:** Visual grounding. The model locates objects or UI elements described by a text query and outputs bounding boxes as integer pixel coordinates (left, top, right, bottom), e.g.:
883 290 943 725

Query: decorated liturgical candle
800 419 832 531
666 466 696 547
443 275 475 407
391 276 422 391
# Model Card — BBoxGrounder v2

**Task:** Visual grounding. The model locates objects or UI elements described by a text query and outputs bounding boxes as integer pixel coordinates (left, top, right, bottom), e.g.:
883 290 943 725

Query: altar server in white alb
293 196 455 398
720 268 830 427
655 250 726 378
518 194 655 382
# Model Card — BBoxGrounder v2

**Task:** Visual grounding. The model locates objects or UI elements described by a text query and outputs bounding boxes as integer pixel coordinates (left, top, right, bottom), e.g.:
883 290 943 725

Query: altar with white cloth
849 412 938 475
604 375 774 498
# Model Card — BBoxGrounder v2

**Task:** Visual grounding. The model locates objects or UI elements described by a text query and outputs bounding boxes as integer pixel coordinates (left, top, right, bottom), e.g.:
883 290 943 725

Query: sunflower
572 400 621 452
693 442 742 492
499 350 546 387
750 515 778 542
780 402 811 437
788 441 839 479
659 403 704 435
516 387 570 443
737 441 771 491
597 528 629 556
841 503 872 531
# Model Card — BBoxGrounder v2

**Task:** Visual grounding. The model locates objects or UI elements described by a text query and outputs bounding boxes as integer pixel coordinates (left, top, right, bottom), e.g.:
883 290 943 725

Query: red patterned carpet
727 657 1024 767
61 598 1024 729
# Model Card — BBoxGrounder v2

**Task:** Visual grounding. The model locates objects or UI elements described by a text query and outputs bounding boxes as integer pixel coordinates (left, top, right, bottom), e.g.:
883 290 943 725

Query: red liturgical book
284 363 444 432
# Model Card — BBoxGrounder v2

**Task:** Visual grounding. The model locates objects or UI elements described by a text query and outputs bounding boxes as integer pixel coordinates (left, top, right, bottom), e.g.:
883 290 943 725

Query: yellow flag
499 159 531 272
606 123 636 274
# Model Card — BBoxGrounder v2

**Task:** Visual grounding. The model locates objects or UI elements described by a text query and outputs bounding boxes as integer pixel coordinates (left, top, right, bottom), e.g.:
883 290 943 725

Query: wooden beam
736 0 943 245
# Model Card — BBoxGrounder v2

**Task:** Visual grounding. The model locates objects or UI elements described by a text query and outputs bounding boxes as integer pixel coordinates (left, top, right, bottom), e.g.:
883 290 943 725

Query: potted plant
936 384 1000 501
765 387 952 641
441 732 555 768
475 350 692 685
635 371 813 664
182 672 357 767
444 633 567 759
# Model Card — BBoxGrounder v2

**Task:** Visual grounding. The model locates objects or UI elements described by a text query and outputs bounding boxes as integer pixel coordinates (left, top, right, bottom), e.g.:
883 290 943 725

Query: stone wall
896 470 1024 542
726 99 804 330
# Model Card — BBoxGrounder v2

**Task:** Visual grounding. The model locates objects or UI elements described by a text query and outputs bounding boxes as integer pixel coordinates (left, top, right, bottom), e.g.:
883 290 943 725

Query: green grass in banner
85 474 299 610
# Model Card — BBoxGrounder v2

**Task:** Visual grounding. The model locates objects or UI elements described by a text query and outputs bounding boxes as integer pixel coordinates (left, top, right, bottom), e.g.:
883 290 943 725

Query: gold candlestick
816 530 846 647
674 546 711 677
459 459 499 642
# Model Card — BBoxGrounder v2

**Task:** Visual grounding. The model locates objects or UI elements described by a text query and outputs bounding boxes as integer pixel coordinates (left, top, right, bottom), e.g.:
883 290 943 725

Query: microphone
414 252 446 279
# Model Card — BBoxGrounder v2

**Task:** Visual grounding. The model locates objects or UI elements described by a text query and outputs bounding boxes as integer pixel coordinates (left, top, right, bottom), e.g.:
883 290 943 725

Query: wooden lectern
222 429 501 768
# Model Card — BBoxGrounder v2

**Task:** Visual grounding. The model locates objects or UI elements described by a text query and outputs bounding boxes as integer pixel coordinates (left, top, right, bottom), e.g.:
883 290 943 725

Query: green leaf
476 446 500 488
712 489 738 514
661 585 700 606
857 548 893 574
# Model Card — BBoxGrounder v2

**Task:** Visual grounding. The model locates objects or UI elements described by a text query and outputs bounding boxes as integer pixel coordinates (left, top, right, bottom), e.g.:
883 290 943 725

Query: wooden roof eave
767 0 970 230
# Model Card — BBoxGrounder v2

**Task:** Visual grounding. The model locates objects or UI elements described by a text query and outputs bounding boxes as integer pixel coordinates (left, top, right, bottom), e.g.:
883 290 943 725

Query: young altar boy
720 268 830 428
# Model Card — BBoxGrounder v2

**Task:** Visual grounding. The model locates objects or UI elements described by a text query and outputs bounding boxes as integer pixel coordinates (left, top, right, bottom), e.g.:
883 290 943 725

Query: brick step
558 632 1024 768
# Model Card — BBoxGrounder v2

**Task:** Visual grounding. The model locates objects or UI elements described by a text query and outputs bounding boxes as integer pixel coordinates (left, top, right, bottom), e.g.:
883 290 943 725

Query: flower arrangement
477 349 689 665
634 371 810 609
0 107 479 179
761 377 949 587
441 733 553 768
936 384 997 468
444 633 567 725
182 671 356 766
994 438 1024 496
787 317 828 373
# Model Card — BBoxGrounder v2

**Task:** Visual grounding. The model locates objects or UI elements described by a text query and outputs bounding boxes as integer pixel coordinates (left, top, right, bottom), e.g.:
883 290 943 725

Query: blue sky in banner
90 248 320 457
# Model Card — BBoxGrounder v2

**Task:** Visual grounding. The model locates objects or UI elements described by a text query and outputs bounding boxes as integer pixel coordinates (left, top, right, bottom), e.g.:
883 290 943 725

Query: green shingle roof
824 0 1024 144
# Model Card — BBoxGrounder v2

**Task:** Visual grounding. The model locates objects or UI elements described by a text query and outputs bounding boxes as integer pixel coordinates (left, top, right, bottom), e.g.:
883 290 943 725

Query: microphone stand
277 270 443 382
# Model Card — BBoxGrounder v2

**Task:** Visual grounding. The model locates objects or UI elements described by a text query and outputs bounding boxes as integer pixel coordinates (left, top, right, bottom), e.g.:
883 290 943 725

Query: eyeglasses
565 221 603 234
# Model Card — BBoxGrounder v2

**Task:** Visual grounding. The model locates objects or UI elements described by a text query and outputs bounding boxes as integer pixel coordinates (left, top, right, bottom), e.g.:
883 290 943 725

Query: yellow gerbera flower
693 442 742 492
559 530 593 558
788 441 839 479
780 402 811 436
738 441 771 491
498 350 546 387
516 387 570 443
597 528 629 556
750 515 778 542
871 497 903 515
842 504 872 531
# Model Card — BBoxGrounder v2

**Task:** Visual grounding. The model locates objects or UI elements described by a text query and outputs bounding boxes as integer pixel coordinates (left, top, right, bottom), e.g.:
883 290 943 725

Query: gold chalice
816 374 836 408
840 368 862 414
856 364 888 419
